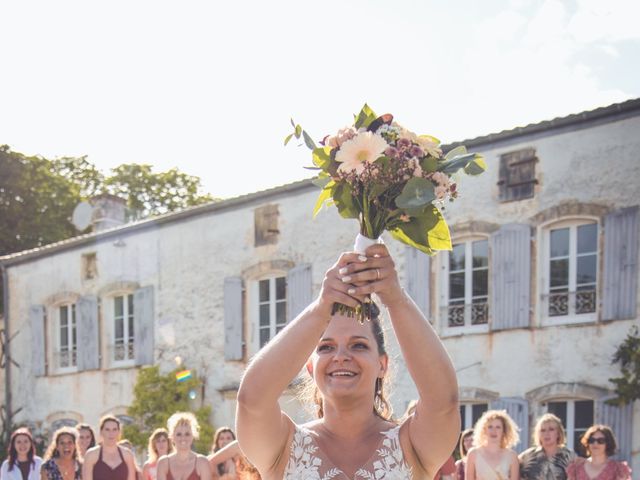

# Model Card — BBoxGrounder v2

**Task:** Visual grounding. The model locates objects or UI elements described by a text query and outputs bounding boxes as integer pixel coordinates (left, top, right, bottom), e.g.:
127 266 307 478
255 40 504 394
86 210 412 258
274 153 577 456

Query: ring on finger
375 268 381 280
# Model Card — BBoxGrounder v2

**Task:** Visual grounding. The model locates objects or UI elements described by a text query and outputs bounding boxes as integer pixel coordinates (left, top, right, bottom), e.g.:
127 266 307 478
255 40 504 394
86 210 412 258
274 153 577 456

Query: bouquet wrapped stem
286 104 486 322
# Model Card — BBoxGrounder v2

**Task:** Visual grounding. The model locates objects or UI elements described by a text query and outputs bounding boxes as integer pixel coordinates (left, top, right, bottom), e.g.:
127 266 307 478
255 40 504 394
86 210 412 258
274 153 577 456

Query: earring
376 378 382 396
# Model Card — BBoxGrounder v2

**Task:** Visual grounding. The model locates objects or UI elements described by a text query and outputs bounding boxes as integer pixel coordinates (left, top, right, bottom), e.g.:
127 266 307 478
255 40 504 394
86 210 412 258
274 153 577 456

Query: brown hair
43 427 79 461
99 414 121 431
6 428 36 471
580 424 617 457
75 423 97 450
459 428 474 459
147 428 174 463
533 413 567 447
301 313 393 420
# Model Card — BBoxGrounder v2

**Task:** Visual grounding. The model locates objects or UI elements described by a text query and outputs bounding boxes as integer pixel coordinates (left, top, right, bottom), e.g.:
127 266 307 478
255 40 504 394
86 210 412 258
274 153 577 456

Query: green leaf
290 118 296 128
333 183 359 219
312 146 333 170
284 133 294 146
389 206 451 254
354 103 378 130
302 130 316 150
313 182 334 217
463 154 487 175
445 145 467 161
421 156 438 173
395 177 436 209
295 124 302 138
439 152 478 175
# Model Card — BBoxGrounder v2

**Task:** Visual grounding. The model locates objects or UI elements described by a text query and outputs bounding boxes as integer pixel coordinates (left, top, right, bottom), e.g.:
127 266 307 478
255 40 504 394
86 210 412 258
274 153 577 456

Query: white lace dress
284 424 412 480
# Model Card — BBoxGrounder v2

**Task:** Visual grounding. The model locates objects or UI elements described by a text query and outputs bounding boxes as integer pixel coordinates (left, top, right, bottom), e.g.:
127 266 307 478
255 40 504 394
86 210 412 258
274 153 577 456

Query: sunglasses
587 437 606 445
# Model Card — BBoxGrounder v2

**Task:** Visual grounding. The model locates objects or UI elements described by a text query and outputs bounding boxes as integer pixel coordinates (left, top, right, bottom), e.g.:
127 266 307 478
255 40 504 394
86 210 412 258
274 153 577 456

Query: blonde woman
236 245 460 480
519 414 575 480
157 412 212 480
466 410 520 480
143 428 174 480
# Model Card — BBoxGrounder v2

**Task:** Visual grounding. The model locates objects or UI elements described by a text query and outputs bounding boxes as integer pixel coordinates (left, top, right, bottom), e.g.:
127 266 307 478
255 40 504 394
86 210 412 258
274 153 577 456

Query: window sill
540 313 596 328
108 360 137 370
440 324 490 337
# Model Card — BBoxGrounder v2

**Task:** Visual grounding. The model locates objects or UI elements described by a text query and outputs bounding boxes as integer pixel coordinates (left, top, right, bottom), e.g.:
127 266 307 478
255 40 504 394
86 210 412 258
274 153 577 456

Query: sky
1 0 639 199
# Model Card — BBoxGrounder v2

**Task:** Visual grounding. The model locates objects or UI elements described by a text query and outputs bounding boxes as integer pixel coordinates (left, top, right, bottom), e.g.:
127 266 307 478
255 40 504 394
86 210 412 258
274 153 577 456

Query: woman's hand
333 244 404 308
314 252 371 315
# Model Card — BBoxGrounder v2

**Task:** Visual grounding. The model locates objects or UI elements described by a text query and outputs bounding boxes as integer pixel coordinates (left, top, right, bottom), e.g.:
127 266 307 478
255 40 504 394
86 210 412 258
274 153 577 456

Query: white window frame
544 398 594 453
249 274 287 353
540 217 598 327
56 303 78 373
439 236 490 336
109 292 136 367
460 402 489 430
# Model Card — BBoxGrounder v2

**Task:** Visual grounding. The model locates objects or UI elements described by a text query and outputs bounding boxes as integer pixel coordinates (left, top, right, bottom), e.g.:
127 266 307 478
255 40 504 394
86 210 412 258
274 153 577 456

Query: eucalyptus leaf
333 183 359 219
463 155 487 175
389 206 451 254
290 118 296 128
445 145 467 161
313 184 333 217
439 152 478 175
421 156 438 173
295 125 302 138
312 175 332 188
303 130 316 150
284 133 294 146
396 177 436 209
312 146 333 170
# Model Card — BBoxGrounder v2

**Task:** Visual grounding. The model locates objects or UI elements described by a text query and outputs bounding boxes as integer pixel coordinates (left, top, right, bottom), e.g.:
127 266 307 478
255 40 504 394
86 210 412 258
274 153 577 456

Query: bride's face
310 315 387 401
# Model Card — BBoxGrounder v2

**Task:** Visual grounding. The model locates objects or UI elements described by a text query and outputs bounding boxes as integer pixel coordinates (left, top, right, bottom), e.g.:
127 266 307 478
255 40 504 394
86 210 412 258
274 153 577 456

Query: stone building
1 99 638 470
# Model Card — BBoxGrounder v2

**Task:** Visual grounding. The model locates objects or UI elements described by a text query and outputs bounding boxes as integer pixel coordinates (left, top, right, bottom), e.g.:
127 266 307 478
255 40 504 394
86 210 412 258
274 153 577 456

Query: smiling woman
41 427 82 480
236 244 460 480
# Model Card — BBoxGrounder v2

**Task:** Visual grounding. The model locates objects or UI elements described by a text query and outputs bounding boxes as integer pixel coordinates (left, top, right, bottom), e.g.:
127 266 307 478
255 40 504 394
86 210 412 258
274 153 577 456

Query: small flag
175 370 192 382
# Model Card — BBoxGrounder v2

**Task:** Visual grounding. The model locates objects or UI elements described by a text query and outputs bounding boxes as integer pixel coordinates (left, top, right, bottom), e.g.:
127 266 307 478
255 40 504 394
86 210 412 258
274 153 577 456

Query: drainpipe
1 261 11 439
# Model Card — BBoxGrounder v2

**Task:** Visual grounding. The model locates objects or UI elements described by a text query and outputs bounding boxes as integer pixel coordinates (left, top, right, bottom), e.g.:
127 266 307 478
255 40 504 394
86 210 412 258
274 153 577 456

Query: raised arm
208 440 241 469
346 244 460 476
236 252 369 475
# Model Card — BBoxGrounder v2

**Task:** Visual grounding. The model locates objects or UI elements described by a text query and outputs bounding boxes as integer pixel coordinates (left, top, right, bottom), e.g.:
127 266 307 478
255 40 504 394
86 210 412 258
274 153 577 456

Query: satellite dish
72 201 93 231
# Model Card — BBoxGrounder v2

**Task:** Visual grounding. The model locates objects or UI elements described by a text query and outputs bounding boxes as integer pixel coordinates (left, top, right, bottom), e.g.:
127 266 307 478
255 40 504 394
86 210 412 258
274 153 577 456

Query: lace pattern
284 424 412 480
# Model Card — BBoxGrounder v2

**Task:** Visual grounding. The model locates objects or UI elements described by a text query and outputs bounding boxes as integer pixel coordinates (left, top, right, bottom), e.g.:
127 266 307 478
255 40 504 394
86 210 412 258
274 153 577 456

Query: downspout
1 261 11 438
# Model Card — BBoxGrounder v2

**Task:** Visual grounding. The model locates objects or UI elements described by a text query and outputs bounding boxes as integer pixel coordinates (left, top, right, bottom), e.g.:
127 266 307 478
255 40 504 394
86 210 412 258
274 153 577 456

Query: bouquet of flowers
286 104 486 320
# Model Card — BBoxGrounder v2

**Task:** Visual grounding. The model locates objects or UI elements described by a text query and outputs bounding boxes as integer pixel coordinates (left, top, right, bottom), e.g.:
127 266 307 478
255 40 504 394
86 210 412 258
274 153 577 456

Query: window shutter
224 277 244 361
490 397 529 453
602 206 638 320
490 224 531 330
404 246 430 318
77 295 100 371
134 286 155 366
287 263 313 323
30 305 46 377
596 399 632 462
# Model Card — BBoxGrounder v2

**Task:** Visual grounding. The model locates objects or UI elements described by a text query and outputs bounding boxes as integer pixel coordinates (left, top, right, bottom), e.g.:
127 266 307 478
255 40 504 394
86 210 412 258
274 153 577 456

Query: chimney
91 194 127 232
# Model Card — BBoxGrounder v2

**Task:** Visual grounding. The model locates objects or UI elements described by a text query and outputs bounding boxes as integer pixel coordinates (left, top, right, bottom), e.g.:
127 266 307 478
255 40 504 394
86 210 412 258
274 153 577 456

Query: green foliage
122 366 214 455
608 326 640 405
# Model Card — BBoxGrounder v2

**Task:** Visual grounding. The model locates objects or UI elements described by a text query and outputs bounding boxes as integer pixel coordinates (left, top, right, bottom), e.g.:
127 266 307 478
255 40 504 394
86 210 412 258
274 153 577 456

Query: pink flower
435 186 447 200
385 146 399 159
325 126 357 149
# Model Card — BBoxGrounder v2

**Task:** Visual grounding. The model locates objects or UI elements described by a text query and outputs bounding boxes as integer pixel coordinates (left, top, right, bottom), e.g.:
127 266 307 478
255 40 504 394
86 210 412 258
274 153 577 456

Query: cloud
568 0 640 43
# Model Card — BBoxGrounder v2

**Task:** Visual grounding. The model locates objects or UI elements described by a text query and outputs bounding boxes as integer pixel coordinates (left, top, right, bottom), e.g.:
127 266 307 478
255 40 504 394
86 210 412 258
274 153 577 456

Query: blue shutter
287 264 313 322
491 397 529 453
602 206 638 320
404 246 430 318
134 286 155 366
224 277 244 361
30 305 46 377
597 399 632 462
77 295 100 371
490 224 531 330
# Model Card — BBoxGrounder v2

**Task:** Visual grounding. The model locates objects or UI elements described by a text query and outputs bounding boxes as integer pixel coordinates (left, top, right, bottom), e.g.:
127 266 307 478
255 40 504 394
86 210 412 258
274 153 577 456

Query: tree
122 365 214 455
608 326 640 405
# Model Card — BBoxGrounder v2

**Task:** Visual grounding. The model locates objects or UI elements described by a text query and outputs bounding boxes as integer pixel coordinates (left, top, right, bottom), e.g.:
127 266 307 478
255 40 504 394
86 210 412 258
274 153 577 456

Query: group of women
453 410 631 480
0 247 634 480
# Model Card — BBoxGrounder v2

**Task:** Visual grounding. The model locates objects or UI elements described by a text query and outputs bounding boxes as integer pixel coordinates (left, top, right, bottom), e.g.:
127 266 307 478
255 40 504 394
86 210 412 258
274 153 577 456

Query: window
257 276 287 348
546 399 593 456
113 294 135 362
543 221 598 323
498 148 537 202
81 252 98 280
460 403 488 429
255 204 279 246
58 304 77 369
441 239 489 332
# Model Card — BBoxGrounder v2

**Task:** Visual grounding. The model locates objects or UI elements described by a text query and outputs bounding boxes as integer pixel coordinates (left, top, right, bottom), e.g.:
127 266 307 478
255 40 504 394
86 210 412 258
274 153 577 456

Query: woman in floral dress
40 427 82 480
566 425 631 480
236 245 460 480
519 414 575 480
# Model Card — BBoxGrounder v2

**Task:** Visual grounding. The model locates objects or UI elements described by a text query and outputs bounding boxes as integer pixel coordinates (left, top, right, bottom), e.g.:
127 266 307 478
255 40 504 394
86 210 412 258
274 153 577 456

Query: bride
236 244 460 479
